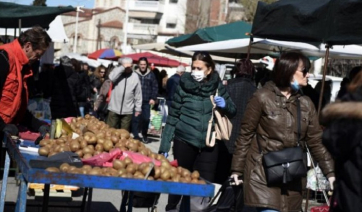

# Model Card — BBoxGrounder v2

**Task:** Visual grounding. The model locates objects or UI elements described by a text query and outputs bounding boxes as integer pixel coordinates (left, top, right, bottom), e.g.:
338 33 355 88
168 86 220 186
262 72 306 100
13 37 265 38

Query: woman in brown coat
230 52 335 212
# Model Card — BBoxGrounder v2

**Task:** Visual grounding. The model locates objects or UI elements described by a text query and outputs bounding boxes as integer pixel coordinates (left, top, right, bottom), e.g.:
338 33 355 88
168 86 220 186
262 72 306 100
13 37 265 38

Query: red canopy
121 52 188 67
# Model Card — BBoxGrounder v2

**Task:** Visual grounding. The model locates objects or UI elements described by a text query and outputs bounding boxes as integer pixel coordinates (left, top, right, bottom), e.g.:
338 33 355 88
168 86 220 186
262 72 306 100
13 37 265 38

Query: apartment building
95 0 187 45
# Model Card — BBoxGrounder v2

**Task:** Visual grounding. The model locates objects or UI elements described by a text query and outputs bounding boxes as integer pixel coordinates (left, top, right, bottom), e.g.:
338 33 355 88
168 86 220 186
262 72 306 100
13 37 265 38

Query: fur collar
321 102 362 125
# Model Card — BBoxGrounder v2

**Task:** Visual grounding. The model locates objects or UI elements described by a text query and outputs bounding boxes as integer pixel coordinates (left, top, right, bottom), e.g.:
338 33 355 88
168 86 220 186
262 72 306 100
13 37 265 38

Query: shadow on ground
4 200 119 212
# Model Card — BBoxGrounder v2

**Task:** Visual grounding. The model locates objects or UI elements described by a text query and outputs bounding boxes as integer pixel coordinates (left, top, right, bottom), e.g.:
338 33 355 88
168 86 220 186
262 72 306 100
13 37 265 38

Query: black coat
76 71 91 106
49 65 80 119
225 77 256 154
321 87 362 212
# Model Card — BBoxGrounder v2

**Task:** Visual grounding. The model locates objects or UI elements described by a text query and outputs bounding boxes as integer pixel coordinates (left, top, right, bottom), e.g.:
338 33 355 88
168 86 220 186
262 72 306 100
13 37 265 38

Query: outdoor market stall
0 117 215 212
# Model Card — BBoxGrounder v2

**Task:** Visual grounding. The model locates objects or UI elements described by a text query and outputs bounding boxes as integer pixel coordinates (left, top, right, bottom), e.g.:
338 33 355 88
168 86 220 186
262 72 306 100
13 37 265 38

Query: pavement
0 137 325 212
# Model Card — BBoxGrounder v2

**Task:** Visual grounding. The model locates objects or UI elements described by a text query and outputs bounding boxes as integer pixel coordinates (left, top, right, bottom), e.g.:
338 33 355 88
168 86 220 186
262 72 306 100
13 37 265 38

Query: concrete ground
0 138 325 212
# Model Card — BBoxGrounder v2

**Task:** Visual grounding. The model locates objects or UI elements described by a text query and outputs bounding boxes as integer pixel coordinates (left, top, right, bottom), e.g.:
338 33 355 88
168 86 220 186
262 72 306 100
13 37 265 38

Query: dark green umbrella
166 21 252 48
0 2 75 28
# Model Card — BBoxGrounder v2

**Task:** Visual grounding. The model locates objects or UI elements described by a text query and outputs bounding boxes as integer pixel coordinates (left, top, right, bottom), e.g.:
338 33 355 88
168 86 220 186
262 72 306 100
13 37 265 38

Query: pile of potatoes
45 157 206 184
38 115 156 159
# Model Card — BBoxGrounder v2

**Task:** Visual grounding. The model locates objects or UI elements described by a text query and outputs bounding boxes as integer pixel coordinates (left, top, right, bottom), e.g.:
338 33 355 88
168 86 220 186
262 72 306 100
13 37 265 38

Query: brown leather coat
231 81 334 212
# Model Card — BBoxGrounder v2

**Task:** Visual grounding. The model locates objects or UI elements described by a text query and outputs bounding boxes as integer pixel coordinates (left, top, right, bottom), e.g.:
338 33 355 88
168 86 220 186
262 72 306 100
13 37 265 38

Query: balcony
127 23 158 36
128 1 164 13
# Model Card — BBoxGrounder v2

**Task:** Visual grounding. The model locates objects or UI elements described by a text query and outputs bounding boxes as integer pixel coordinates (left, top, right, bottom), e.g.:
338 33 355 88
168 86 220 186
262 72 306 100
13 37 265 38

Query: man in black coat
166 65 185 109
44 56 80 119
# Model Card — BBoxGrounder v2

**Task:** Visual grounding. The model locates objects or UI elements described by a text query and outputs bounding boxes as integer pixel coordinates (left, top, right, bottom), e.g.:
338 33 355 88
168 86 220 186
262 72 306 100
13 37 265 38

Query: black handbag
257 98 307 185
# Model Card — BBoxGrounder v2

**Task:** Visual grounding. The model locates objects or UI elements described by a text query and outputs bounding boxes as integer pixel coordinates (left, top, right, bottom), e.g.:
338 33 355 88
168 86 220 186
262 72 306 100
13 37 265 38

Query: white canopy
0 16 68 43
177 38 362 59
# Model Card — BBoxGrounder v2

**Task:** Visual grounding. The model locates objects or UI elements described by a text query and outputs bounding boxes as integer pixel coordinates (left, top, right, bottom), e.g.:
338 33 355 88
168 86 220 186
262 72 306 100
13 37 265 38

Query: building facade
94 0 187 45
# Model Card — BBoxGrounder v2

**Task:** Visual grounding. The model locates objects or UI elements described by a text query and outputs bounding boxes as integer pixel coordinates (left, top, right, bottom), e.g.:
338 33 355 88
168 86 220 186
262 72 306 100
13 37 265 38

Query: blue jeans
131 103 150 138
256 208 279 212
79 106 85 117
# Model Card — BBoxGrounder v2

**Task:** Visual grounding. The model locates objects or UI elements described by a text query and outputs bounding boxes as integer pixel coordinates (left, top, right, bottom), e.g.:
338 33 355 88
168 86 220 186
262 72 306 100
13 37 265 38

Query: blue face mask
291 79 300 91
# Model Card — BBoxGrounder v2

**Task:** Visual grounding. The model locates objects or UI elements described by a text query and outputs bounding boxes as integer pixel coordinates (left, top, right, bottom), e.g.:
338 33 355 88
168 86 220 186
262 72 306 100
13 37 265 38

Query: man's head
119 57 133 73
138 57 148 73
18 26 51 64
176 65 185 76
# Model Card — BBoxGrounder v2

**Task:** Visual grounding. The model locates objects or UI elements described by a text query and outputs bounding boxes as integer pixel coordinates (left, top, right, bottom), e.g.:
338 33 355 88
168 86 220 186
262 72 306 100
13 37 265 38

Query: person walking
105 58 142 131
215 59 257 184
321 71 362 212
166 65 185 109
231 52 335 212
132 57 158 143
159 51 236 211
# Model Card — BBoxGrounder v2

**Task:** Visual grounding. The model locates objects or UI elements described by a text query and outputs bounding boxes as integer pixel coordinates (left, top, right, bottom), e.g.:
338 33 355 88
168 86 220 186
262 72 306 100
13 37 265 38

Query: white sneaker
138 133 144 139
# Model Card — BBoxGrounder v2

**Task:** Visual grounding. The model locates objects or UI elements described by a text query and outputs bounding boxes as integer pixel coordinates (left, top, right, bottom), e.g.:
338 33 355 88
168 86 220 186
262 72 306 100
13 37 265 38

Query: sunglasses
299 68 309 76
100 72 105 74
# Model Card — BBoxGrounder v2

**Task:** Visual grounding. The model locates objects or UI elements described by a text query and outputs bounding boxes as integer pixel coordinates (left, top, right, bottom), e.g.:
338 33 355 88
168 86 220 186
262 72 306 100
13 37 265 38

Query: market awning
0 2 75 28
121 52 188 67
166 21 252 48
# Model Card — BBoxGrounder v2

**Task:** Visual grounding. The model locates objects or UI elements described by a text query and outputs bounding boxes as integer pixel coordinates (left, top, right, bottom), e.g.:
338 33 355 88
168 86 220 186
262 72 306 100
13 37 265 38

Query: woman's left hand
214 96 226 108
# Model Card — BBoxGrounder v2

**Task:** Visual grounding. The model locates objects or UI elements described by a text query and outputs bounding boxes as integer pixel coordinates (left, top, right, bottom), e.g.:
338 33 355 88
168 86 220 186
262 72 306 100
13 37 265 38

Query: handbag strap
296 98 301 146
256 97 302 154
206 94 217 147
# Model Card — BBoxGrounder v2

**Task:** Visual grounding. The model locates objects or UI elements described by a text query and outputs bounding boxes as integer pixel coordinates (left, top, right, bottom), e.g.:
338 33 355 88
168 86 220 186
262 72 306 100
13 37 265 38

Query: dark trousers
131 103 150 138
106 111 132 131
165 138 219 211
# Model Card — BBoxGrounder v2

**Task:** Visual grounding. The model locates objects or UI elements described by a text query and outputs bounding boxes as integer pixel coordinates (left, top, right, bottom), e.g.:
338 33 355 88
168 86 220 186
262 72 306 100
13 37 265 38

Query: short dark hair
139 57 148 66
192 51 215 72
272 52 310 88
18 26 51 51
235 59 255 78
349 66 362 81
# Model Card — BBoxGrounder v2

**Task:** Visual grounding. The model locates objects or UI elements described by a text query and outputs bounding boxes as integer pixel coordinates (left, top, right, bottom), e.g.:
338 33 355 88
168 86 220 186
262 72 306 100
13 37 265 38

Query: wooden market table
0 136 214 212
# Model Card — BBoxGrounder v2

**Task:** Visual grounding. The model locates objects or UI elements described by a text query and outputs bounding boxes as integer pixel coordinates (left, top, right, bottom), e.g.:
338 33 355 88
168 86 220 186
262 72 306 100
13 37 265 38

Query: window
166 23 176 28
170 0 178 3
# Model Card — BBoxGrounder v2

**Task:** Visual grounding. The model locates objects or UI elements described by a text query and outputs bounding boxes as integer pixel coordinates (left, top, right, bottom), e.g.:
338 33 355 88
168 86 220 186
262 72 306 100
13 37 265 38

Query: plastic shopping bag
306 165 330 191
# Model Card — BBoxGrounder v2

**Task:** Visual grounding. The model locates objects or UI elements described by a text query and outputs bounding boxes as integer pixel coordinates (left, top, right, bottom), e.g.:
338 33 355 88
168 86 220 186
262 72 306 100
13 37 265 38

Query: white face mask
191 70 205 82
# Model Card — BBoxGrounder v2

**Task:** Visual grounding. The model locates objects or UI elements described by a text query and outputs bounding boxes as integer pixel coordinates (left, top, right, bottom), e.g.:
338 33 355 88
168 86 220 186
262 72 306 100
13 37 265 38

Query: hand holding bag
257 98 307 185
206 90 233 147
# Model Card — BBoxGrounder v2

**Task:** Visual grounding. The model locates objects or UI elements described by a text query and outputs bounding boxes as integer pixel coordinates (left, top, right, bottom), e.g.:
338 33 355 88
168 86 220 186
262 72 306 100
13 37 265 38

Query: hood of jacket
321 87 362 125
135 68 151 76
180 72 219 97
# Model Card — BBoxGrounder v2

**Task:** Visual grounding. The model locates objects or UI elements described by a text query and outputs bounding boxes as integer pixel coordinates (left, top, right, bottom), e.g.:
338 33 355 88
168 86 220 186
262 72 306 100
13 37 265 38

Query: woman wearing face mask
159 51 236 211
230 52 335 212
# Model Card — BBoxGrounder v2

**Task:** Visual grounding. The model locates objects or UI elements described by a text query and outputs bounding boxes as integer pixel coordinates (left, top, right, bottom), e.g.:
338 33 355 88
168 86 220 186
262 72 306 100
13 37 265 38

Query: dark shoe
141 137 150 144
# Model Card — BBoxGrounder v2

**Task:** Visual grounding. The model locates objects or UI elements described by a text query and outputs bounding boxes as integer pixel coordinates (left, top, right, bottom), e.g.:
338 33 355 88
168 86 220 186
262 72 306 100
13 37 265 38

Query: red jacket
0 39 32 124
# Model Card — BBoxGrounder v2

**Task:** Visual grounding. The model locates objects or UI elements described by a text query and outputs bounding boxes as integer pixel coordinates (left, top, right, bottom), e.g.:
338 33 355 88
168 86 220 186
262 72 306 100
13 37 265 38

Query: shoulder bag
206 90 233 147
257 98 307 185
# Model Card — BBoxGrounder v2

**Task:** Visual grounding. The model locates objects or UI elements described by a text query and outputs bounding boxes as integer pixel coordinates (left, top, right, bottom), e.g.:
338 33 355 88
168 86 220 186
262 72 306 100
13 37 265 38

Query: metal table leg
0 151 11 211
15 174 27 212
86 188 93 212
42 184 50 212
179 196 191 212
80 187 89 212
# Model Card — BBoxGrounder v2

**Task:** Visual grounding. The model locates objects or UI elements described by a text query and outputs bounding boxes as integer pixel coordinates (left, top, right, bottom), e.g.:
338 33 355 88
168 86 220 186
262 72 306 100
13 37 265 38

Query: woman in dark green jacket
159 51 236 211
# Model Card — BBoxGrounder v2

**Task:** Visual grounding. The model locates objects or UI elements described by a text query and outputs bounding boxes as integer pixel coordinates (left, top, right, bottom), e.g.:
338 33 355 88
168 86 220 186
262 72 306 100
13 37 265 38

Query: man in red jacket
0 26 51 137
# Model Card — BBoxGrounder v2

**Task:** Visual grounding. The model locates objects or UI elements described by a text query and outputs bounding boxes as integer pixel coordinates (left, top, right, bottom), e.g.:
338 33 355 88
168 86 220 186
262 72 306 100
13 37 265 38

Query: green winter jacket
159 72 236 153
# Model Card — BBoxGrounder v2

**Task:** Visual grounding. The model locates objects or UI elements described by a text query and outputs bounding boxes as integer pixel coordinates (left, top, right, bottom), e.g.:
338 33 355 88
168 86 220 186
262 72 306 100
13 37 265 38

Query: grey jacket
108 66 142 115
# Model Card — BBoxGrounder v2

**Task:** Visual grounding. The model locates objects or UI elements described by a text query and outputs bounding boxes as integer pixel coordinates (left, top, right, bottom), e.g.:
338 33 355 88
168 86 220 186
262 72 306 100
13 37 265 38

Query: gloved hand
328 176 335 190
38 125 50 138
230 174 243 186
159 152 168 158
3 124 19 136
214 96 226 108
